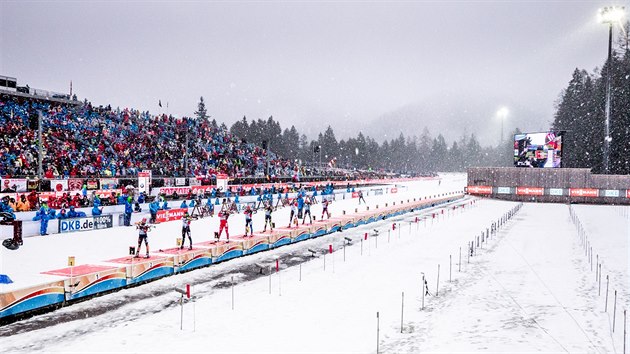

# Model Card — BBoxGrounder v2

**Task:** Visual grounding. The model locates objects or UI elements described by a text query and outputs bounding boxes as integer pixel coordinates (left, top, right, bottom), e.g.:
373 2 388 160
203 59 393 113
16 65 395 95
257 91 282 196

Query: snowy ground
1 174 627 353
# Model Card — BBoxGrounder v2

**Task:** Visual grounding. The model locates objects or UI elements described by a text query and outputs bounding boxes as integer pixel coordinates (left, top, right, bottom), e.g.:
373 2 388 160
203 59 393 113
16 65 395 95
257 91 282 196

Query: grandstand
1 80 403 213
0 82 303 180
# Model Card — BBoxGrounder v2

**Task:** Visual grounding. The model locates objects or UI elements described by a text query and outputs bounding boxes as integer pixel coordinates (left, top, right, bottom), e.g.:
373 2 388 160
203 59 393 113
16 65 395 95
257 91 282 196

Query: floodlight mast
598 6 626 174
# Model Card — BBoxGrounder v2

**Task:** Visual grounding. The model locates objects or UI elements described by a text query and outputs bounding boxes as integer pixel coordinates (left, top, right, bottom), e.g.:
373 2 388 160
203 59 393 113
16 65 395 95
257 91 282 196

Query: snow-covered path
1 181 627 353
388 203 614 353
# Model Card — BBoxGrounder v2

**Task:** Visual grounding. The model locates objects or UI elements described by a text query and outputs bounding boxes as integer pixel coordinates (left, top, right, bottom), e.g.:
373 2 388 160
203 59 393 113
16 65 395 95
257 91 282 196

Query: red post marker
441 210 444 214
432 213 435 219
364 233 368 240
186 284 191 299
415 217 418 223
392 223 396 230
329 244 333 254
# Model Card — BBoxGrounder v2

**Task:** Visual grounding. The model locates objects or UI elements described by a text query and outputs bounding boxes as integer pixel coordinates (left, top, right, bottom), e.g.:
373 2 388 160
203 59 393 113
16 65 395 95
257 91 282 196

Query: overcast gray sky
1 0 628 144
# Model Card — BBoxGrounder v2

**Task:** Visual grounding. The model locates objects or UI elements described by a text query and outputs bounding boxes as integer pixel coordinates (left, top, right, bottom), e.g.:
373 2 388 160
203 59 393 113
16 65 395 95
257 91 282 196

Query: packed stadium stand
1 93 302 179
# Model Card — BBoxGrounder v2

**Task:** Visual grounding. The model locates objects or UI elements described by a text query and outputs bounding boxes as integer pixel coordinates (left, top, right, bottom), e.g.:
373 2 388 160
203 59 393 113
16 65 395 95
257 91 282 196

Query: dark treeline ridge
226 115 516 174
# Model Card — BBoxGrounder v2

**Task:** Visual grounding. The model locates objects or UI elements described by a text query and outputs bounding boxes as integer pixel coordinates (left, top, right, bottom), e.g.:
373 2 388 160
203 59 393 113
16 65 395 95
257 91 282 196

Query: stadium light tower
598 6 625 174
497 107 509 144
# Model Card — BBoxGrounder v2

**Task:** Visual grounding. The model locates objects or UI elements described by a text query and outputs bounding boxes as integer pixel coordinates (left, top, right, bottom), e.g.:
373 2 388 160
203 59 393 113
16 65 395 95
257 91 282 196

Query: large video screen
514 131 564 168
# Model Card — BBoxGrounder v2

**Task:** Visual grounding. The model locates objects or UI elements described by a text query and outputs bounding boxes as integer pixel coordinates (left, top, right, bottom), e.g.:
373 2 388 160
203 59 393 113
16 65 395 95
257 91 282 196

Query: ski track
1 176 624 353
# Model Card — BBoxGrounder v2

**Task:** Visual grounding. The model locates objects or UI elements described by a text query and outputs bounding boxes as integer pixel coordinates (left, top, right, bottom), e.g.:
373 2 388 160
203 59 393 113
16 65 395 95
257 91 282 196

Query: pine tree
194 96 209 120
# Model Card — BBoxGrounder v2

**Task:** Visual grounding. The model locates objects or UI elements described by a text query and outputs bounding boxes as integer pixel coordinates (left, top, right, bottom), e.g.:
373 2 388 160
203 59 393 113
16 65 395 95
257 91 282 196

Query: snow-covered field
1 174 628 353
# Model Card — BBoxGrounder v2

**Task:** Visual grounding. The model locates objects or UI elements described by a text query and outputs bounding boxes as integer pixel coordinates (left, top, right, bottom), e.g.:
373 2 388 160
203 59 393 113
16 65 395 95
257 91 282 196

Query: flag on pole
159 100 162 108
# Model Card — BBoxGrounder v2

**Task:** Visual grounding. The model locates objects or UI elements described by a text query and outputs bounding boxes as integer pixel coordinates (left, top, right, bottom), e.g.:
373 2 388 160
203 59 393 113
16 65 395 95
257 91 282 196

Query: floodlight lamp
598 6 626 24
497 107 509 119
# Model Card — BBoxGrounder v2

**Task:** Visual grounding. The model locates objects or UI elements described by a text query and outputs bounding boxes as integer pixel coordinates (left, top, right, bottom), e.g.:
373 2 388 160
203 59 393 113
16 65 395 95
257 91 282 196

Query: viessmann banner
156 208 188 223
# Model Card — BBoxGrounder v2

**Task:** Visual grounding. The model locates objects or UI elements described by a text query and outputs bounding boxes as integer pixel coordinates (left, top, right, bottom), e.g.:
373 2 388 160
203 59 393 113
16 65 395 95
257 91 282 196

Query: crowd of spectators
0 94 302 179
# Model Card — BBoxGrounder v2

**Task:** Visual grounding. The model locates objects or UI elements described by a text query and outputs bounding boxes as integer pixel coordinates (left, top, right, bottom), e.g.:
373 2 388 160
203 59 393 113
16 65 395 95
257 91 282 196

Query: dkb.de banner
59 215 113 234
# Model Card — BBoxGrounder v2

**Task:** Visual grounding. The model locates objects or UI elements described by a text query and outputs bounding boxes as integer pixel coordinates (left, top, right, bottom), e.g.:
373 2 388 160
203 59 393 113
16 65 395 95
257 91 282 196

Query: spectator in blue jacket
124 197 133 226
149 200 160 223
58 208 68 219
0 197 16 223
92 205 103 216
93 193 102 207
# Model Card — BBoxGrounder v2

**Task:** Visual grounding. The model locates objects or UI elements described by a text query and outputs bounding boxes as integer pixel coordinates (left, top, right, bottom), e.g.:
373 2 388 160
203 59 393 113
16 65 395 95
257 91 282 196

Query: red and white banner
156 208 188 223
467 185 492 195
51 179 69 192
627 190 630 198
68 178 83 191
390 187 398 194
569 188 599 198
351 192 359 198
1 178 28 192
158 186 191 196
516 187 544 196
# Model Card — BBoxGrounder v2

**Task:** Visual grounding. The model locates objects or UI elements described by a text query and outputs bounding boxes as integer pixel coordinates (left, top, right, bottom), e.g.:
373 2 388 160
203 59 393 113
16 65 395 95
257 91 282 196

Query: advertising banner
569 188 599 198
603 189 620 198
158 187 191 196
216 174 229 192
59 217 90 233
92 215 114 230
516 187 544 196
351 192 359 198
466 185 492 195
175 178 186 186
156 208 188 223
497 187 511 194
1 178 27 192
390 187 398 194
138 170 151 195
549 188 564 196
